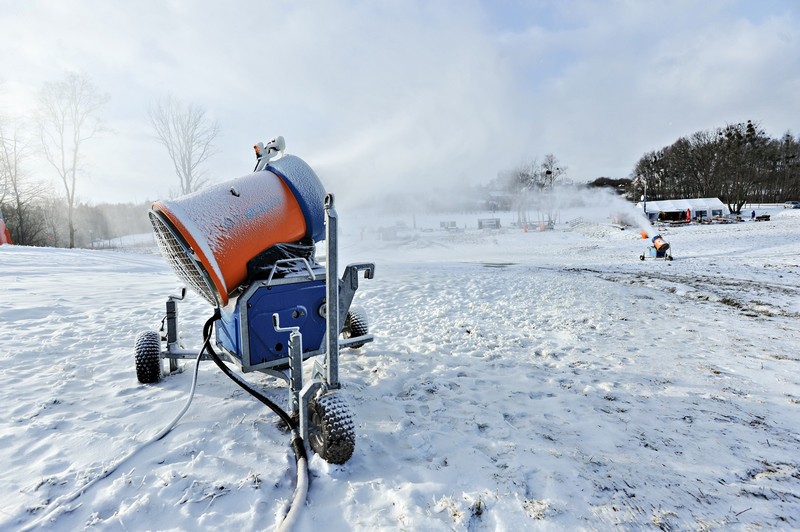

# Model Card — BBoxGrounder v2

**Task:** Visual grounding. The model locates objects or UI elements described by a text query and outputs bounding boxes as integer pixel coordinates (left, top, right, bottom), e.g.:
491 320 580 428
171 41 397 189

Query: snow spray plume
528 184 655 236
303 51 532 222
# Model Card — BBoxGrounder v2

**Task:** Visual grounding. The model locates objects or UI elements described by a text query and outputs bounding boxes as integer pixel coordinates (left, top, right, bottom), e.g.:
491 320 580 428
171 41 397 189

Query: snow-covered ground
2 205 799 530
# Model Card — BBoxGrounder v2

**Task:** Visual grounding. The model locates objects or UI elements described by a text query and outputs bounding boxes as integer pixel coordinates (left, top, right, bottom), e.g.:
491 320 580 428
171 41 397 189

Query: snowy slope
1 208 800 530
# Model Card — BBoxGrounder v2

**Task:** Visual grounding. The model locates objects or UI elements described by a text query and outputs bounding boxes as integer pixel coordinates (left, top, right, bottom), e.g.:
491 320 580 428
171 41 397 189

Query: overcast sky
1 0 798 206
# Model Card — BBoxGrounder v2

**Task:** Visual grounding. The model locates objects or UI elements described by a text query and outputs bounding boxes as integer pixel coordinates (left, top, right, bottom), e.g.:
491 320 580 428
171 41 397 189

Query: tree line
1 71 219 248
5 72 797 248
0 199 154 248
488 154 567 216
628 120 800 213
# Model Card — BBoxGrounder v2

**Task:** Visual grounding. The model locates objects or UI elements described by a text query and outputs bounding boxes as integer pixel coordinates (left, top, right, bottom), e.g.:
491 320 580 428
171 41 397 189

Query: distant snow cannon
652 235 669 253
640 234 673 261
138 144 375 464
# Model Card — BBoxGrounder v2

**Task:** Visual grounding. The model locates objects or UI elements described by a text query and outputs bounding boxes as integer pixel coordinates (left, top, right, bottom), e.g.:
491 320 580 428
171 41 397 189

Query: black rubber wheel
308 392 355 464
134 330 162 384
342 306 369 349
639 254 645 261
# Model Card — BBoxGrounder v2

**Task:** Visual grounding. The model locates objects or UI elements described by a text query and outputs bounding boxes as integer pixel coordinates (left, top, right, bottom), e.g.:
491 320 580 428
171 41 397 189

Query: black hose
201 311 309 530
291 433 308 462
26 312 307 531
201 311 297 430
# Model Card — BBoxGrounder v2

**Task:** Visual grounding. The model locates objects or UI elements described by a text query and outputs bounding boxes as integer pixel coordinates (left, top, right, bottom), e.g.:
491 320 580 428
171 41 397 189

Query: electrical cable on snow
23 312 309 531
278 438 309 532
21 327 211 531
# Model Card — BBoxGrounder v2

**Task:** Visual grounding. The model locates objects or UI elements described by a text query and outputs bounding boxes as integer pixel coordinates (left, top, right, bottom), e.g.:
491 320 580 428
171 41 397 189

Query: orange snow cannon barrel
149 155 326 308
652 234 670 252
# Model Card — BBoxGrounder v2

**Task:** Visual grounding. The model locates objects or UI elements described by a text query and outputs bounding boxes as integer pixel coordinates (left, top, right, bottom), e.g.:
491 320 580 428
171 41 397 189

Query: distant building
635 197 729 222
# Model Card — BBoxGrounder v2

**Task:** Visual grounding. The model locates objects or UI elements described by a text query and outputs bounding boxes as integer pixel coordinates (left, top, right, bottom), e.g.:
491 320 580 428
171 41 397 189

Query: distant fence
91 233 156 250
567 217 585 228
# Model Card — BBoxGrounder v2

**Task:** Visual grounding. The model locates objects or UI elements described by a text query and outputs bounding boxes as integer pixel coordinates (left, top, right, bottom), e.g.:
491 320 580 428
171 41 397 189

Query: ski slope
1 206 799 530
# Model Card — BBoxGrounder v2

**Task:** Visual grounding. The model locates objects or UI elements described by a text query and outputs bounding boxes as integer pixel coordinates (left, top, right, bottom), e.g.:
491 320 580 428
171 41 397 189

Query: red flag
0 210 12 245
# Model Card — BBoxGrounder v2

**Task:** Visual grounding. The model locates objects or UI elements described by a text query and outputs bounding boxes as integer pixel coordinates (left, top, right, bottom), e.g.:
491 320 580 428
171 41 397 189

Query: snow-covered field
2 205 800 530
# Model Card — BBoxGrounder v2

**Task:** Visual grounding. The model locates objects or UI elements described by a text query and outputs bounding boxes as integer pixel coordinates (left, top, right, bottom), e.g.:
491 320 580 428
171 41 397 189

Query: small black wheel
308 392 355 464
342 306 369 349
134 330 162 384
667 255 674 261
639 254 645 261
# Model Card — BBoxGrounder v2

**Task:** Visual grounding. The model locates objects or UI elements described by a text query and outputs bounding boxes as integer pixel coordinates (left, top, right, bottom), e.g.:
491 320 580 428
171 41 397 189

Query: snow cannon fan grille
147 155 327 308
149 210 218 306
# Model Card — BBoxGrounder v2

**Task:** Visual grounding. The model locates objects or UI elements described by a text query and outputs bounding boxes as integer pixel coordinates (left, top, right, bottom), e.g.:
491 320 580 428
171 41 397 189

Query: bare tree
716 120 771 214
500 155 568 225
506 158 538 225
0 121 9 205
540 153 566 189
37 72 109 248
773 132 800 202
0 117 53 245
508 155 566 192
149 95 219 196
1 118 28 240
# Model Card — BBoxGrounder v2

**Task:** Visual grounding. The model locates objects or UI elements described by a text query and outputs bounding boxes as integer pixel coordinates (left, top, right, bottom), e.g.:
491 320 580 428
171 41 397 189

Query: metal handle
272 313 300 334
265 257 316 286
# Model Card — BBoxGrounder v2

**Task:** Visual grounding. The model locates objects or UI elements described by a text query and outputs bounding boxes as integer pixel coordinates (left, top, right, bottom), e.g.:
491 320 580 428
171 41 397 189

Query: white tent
635 197 729 220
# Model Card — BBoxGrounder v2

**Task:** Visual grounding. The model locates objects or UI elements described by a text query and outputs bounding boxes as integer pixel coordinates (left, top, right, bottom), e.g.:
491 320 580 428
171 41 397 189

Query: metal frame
322 194 375 386
640 245 674 261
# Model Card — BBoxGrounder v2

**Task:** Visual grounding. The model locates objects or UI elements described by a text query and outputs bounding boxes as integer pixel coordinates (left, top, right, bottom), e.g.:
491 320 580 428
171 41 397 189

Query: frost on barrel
148 155 326 307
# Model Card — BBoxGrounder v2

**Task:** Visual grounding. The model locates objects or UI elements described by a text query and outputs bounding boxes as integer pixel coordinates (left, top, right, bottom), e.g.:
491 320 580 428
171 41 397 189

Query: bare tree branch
36 72 109 248
149 95 219 195
0 117 53 245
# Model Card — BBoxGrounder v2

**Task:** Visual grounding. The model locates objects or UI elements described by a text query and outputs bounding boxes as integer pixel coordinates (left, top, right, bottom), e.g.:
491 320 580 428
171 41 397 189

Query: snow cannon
652 235 669 253
640 234 673 261
149 155 326 307
137 147 375 464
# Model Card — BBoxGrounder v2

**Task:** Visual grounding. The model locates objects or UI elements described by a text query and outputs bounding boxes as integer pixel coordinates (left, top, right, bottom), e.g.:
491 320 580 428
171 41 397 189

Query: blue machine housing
216 272 328 371
266 155 327 243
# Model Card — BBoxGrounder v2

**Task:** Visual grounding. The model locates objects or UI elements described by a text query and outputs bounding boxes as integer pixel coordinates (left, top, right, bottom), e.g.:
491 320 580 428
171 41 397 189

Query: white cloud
0 0 798 204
